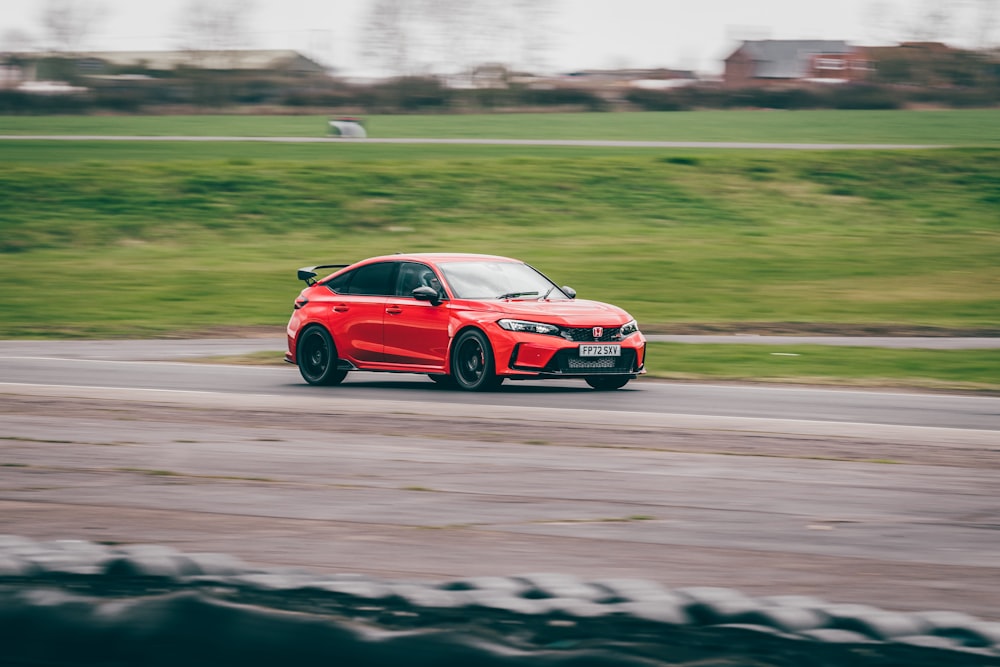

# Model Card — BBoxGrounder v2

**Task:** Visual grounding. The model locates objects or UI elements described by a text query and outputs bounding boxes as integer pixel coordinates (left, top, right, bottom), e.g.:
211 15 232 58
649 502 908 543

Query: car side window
346 261 397 296
325 271 351 294
396 262 442 298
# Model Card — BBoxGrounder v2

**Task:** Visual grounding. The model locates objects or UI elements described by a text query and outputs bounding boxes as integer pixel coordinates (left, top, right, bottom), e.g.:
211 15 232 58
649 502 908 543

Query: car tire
585 375 630 390
451 329 503 391
297 326 348 386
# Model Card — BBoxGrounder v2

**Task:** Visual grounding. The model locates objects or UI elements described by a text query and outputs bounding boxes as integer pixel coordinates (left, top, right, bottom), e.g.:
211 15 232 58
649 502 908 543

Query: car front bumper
490 327 646 378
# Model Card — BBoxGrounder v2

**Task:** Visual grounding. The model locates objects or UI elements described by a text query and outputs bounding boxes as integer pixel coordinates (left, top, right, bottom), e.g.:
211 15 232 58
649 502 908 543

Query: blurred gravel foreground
2 536 999 667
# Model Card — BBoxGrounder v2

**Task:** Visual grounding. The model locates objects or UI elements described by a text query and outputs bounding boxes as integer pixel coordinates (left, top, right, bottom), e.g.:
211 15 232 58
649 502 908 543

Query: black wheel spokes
460 341 484 383
304 334 327 377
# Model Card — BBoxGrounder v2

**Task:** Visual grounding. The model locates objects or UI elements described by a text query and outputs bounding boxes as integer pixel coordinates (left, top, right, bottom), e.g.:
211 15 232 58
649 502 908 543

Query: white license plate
579 344 621 357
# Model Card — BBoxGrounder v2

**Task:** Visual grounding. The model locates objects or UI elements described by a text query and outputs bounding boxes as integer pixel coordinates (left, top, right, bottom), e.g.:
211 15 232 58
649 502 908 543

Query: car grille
550 349 637 374
566 356 619 369
562 326 621 342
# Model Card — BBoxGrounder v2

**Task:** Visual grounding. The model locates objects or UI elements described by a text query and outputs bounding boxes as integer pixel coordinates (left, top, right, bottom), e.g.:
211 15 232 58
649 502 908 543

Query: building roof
66 49 326 73
731 40 855 78
566 68 695 80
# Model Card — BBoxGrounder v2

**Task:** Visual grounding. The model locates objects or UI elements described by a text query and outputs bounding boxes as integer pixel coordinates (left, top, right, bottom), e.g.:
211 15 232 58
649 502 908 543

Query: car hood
473 298 633 326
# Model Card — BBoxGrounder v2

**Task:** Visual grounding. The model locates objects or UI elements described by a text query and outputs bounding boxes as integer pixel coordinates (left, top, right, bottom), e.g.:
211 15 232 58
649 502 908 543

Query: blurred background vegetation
2 34 999 114
2 63 998 115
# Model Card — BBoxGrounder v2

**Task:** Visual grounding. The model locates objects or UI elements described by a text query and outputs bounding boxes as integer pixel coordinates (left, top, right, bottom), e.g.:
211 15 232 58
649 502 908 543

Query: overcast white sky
1 0 990 76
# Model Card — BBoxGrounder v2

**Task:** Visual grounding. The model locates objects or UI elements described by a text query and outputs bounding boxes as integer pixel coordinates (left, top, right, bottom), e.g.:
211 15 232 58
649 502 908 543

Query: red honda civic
286 253 646 391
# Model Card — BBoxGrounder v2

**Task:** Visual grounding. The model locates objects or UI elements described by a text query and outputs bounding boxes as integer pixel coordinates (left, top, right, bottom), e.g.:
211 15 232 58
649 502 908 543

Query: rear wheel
585 375 630 390
297 326 348 386
451 329 503 391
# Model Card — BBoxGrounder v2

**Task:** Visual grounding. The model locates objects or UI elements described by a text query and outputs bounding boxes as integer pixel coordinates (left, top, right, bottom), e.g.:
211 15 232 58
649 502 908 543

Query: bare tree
1 28 37 53
175 0 256 52
361 0 556 77
971 0 1000 47
905 0 954 42
39 0 106 53
862 0 995 46
361 0 414 75
863 0 899 44
420 0 481 73
512 0 555 73
454 1 555 72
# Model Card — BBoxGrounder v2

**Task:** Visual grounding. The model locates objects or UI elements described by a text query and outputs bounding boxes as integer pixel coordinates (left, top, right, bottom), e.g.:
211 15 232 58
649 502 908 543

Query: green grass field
1 111 997 389
0 139 763 164
2 108 999 145
2 148 997 335
644 343 1000 392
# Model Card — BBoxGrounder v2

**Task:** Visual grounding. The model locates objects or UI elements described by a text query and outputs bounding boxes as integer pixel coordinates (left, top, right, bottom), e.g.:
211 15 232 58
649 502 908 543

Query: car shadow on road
289 378 628 394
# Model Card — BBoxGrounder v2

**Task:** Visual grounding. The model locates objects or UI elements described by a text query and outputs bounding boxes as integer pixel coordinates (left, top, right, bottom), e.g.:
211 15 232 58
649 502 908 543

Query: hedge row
1 77 997 114
624 84 1000 111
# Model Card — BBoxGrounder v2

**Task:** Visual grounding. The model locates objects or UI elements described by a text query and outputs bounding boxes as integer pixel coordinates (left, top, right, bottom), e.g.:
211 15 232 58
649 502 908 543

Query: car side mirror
562 286 576 299
412 285 441 305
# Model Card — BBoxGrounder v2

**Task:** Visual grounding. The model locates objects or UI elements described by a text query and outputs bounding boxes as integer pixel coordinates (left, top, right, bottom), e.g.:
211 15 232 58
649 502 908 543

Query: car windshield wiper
497 291 539 300
540 286 556 300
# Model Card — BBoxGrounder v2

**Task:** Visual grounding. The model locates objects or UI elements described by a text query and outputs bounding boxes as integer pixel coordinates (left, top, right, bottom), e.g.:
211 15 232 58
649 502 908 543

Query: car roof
365 253 521 265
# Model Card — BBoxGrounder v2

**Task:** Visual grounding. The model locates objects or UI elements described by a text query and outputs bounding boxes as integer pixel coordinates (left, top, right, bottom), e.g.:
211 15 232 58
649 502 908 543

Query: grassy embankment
1 111 997 389
2 109 1000 146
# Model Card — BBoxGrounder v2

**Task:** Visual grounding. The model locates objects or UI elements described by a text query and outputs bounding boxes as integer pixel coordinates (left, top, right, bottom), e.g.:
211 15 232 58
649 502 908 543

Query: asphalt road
0 338 997 432
2 340 999 620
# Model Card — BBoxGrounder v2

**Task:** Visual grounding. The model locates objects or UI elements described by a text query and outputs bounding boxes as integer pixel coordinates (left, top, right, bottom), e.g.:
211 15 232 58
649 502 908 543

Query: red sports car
286 253 646 391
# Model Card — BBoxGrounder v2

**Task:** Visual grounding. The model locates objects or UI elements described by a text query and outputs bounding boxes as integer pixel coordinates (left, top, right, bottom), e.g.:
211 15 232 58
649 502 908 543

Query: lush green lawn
2 109 999 145
0 139 737 165
1 145 996 339
645 343 1000 392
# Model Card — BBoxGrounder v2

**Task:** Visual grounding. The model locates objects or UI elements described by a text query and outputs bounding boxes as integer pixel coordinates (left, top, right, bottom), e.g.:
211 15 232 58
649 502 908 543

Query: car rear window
326 262 397 296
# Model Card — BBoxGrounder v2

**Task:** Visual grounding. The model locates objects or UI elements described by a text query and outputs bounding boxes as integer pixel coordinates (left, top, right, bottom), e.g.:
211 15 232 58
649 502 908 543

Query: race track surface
2 340 998 621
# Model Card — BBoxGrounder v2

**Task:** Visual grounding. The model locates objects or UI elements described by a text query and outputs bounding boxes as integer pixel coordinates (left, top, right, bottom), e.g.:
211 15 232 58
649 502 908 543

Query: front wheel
585 375 630 390
451 329 503 391
297 326 348 386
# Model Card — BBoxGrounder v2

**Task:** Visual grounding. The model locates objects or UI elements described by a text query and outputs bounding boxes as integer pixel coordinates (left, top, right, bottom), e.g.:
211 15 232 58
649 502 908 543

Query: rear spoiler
297 264 350 286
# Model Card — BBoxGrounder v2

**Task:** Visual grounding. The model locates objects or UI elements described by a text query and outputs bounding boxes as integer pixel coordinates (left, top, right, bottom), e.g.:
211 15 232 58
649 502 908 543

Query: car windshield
438 261 568 300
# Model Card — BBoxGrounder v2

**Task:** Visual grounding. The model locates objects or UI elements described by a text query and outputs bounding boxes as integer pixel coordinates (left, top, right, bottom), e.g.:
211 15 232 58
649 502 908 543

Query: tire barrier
1 535 998 666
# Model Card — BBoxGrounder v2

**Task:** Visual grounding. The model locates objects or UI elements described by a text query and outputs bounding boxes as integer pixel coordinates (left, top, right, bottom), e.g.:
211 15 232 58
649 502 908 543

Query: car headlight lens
620 319 639 337
497 319 561 335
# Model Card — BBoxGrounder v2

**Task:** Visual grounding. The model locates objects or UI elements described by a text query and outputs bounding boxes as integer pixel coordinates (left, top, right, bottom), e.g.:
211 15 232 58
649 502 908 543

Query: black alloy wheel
451 329 503 391
297 326 348 386
585 375 631 390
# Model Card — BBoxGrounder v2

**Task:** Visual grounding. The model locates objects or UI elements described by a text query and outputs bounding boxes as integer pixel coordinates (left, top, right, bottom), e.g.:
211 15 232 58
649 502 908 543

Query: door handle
385 306 402 315
333 304 349 312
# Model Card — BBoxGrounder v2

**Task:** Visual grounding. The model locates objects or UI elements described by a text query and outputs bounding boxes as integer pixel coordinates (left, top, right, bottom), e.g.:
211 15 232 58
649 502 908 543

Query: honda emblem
592 326 603 339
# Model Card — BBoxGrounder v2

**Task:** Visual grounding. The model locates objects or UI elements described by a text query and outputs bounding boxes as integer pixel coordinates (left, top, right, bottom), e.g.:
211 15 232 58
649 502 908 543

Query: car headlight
497 319 561 335
620 319 639 337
